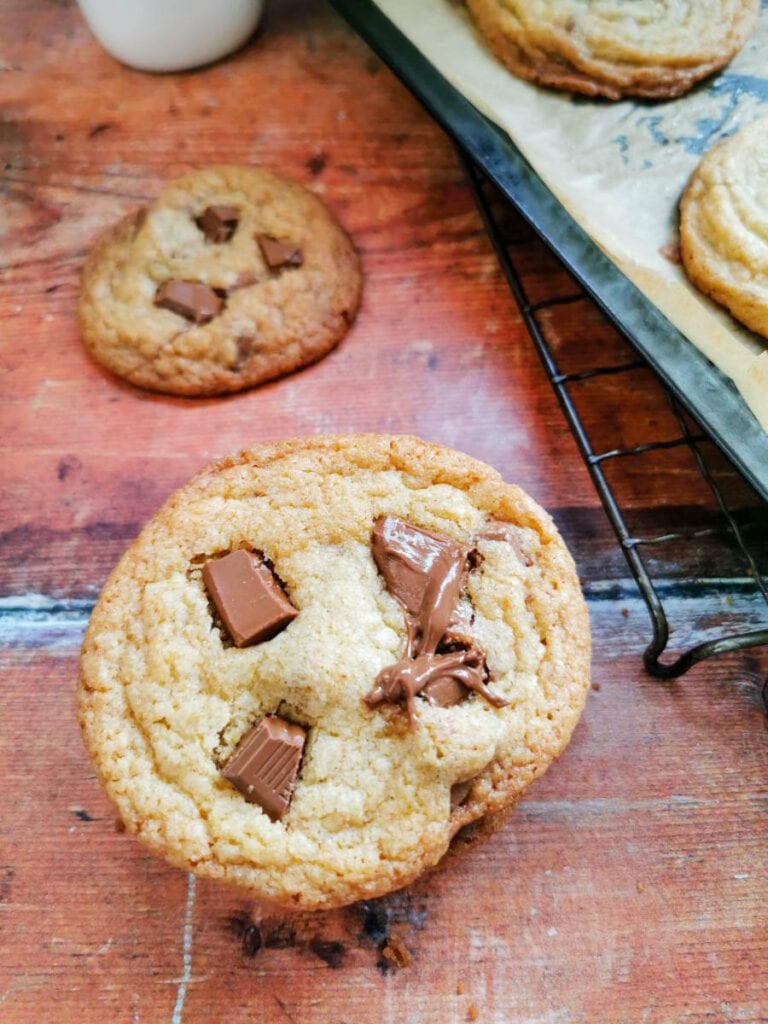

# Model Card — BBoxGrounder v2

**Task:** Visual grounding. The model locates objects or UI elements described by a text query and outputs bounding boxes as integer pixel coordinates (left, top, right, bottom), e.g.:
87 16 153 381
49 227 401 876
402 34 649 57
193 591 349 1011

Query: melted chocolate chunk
365 516 508 729
196 204 239 243
154 280 224 324
203 549 297 648
371 516 467 628
222 715 306 820
421 676 468 708
257 234 303 270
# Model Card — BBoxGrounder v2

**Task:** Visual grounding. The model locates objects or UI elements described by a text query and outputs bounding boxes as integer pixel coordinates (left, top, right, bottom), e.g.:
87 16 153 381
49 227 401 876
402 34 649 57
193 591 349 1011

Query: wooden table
1 2 766 1021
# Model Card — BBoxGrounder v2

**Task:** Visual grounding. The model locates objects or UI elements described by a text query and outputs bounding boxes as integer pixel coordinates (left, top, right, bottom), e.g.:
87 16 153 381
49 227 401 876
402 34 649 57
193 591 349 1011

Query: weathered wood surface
1 2 766 1022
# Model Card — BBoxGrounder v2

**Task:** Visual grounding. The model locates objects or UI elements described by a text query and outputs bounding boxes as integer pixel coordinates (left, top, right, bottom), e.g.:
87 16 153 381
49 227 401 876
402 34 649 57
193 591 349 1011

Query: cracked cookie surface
78 435 591 909
78 166 362 395
466 0 758 100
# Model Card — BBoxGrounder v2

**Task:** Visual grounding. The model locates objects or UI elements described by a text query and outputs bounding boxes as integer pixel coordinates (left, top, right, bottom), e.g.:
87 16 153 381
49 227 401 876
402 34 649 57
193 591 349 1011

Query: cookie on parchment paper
466 0 759 101
78 435 591 909
680 114 768 339
78 166 362 396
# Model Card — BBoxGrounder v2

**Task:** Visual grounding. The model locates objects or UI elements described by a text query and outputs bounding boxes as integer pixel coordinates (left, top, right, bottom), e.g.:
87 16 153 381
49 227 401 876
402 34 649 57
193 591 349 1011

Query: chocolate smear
365 516 508 729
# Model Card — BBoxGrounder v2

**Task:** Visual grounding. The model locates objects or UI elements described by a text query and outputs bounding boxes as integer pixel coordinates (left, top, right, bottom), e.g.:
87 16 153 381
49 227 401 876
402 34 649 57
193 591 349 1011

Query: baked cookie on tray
78 435 591 909
78 166 362 395
466 0 759 101
680 114 768 338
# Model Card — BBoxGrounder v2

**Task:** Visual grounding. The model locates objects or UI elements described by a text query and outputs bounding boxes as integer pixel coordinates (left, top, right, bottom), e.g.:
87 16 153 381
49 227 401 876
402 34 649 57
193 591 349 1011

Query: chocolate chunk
222 715 306 820
371 516 468 633
366 516 509 729
477 521 533 566
196 204 239 243
232 335 255 371
257 234 303 270
450 779 474 810
203 549 297 648
234 271 259 289
422 676 468 708
154 280 224 324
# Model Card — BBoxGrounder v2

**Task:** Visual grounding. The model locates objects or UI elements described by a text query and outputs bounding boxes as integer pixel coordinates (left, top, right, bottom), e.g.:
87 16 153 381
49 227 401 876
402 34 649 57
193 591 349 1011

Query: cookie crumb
467 1003 479 1021
636 882 645 894
659 241 681 264
379 932 412 971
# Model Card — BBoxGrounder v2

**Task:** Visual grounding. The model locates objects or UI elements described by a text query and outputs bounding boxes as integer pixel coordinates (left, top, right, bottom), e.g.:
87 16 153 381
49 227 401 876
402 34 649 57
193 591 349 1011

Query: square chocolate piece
196 204 239 243
203 549 297 647
222 715 306 820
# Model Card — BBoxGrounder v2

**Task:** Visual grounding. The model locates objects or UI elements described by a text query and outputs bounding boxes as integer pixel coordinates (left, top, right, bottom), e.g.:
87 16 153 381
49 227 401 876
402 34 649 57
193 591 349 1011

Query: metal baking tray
330 0 768 503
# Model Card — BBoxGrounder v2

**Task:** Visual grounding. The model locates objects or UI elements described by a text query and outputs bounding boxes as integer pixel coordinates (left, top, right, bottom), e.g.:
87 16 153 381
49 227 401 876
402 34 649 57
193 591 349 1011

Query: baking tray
329 0 768 503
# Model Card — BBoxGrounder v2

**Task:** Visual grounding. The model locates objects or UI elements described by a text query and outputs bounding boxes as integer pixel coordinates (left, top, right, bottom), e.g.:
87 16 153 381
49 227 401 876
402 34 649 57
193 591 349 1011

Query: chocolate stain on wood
88 122 113 138
360 901 390 945
225 910 349 969
226 911 263 957
306 152 327 176
0 866 14 902
57 455 82 481
72 809 97 821
307 937 346 969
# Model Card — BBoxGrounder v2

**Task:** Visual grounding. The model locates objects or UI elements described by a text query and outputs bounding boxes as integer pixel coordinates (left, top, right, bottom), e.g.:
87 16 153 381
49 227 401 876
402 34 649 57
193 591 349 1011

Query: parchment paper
373 0 768 430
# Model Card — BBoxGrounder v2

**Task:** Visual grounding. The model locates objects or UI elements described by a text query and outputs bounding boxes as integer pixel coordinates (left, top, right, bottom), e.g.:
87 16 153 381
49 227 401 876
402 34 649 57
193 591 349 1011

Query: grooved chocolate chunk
477 521 533 566
222 716 306 819
422 676 468 708
257 234 303 269
196 204 239 243
203 549 297 647
371 516 467 623
155 280 224 324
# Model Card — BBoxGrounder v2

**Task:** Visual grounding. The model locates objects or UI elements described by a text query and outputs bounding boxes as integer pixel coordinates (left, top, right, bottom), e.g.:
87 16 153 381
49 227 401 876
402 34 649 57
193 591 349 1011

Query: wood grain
1 2 766 1022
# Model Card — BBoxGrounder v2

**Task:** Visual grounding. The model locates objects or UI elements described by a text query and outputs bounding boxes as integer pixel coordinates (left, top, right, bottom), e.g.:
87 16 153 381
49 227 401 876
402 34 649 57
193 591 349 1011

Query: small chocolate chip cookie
466 0 759 100
78 435 591 909
78 166 362 395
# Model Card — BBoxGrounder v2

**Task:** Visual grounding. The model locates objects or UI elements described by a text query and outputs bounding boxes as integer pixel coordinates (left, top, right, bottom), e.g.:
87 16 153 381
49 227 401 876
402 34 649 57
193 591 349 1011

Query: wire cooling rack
461 155 768 702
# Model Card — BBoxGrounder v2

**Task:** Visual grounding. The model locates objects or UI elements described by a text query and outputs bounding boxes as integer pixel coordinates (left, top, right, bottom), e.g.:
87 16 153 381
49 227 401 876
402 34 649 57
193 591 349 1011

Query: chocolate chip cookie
78 435 591 909
466 0 759 100
680 114 768 338
78 166 362 395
